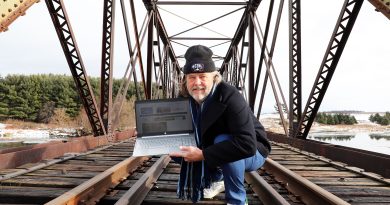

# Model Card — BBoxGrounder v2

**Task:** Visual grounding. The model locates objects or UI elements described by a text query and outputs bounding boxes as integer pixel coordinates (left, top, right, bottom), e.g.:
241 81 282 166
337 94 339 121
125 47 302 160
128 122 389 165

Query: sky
0 0 389 113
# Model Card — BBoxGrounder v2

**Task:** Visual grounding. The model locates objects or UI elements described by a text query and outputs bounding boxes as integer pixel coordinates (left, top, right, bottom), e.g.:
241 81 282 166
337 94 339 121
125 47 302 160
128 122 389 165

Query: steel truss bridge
1 0 389 139
1 1 390 204
0 0 389 171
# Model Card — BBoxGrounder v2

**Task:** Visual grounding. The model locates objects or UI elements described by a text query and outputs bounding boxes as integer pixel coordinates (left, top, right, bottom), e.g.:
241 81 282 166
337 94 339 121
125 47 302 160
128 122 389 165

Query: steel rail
45 156 149 205
264 158 350 205
115 155 171 205
245 171 290 205
272 141 390 185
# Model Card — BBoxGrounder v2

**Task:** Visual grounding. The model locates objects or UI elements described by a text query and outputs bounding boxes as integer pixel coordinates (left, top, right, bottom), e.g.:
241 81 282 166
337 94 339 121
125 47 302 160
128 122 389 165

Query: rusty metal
296 0 364 139
100 0 116 132
146 10 154 99
108 5 153 135
267 132 390 178
155 1 247 6
288 0 302 137
119 0 140 100
0 0 39 32
248 9 255 110
245 171 290 205
368 0 390 20
115 155 171 205
250 13 289 136
220 6 249 74
45 0 106 136
131 0 148 99
256 0 285 118
253 0 274 103
45 156 148 205
272 141 390 185
0 140 127 181
169 6 245 38
0 130 134 170
264 158 350 205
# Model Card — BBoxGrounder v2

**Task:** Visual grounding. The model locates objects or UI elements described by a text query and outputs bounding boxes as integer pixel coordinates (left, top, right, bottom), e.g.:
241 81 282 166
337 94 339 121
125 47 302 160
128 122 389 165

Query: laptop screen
135 98 193 136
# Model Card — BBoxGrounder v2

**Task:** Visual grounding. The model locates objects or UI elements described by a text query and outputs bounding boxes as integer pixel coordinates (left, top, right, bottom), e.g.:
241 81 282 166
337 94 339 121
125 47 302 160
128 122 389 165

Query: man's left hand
169 146 204 162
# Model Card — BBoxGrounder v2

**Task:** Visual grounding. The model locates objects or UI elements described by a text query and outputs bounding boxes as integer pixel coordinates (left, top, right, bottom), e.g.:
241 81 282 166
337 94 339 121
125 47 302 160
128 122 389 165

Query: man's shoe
203 181 225 199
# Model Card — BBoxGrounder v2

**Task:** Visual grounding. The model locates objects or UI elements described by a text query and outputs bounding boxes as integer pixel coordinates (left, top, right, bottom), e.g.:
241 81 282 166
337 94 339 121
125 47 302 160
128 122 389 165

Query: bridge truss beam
100 0 116 132
288 0 302 137
45 0 106 136
296 0 364 139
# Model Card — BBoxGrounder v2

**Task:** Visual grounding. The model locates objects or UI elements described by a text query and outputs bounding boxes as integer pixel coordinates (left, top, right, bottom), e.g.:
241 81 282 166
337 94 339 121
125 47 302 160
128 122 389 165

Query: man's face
186 72 215 103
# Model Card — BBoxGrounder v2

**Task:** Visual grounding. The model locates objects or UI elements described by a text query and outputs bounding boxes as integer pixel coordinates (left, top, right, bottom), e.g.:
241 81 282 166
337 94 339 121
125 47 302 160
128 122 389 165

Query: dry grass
1 99 136 133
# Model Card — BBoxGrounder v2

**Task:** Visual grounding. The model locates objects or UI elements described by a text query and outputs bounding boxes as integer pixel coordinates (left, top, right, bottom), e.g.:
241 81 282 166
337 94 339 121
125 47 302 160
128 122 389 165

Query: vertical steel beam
100 0 115 131
248 11 255 110
146 11 154 99
45 0 106 136
297 0 364 138
288 0 302 137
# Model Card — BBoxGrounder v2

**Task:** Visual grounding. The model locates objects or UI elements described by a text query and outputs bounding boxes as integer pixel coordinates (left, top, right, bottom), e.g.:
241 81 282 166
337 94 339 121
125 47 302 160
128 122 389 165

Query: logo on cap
191 63 204 72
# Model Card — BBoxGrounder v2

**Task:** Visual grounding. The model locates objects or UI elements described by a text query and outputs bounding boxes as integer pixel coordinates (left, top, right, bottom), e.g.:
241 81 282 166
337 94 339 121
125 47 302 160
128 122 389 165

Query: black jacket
200 82 271 168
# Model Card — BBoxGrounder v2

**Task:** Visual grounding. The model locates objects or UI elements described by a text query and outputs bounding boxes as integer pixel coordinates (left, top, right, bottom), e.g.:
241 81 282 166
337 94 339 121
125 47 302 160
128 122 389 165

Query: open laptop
132 98 197 156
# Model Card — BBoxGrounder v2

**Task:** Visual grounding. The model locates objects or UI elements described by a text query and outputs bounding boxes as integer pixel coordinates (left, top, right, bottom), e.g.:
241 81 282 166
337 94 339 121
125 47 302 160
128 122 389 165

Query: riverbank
260 113 390 135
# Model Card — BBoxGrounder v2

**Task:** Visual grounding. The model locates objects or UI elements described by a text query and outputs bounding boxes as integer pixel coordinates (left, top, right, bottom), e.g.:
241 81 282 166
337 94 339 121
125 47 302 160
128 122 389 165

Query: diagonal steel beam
296 0 364 139
100 0 116 132
221 0 262 74
45 0 106 136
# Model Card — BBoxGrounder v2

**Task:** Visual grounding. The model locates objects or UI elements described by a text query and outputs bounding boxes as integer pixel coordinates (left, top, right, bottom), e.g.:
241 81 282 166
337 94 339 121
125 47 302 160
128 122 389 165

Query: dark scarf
177 84 216 203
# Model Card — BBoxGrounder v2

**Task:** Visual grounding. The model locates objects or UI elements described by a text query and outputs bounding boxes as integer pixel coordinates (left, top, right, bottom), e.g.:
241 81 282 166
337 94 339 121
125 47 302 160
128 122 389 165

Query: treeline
0 74 143 123
369 112 390 125
315 112 357 125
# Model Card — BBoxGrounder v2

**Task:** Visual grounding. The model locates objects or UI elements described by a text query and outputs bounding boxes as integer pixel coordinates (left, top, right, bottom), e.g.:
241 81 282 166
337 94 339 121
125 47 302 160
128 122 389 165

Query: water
307 132 390 155
0 123 72 150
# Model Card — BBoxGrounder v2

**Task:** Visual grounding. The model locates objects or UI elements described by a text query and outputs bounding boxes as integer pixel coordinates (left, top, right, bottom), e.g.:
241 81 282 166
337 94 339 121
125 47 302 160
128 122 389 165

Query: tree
36 101 56 123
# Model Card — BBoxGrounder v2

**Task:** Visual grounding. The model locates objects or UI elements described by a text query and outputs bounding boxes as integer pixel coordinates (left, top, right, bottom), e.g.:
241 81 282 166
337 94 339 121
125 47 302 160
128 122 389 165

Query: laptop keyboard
134 135 196 156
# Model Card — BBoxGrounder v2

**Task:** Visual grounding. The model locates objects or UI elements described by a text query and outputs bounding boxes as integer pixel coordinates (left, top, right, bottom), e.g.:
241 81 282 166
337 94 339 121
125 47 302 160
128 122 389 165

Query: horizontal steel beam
156 1 247 5
0 130 134 169
170 37 232 40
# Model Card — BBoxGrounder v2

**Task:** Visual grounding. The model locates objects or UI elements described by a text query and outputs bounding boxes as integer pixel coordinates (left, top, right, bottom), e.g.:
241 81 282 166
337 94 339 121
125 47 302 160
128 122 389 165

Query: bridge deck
0 133 389 204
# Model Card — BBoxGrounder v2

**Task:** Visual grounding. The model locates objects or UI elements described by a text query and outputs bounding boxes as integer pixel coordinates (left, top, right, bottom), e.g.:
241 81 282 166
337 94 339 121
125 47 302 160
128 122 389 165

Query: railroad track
0 138 388 204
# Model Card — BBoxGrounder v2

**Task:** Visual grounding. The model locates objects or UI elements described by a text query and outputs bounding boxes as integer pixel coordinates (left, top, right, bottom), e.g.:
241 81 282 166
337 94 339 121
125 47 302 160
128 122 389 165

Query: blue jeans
213 134 265 205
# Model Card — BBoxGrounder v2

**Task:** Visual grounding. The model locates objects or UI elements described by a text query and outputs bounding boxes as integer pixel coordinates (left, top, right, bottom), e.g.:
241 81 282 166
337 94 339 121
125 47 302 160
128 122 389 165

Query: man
170 45 271 205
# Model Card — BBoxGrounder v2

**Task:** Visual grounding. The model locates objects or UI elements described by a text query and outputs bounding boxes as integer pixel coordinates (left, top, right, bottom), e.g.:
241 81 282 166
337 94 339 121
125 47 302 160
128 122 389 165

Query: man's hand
169 146 205 162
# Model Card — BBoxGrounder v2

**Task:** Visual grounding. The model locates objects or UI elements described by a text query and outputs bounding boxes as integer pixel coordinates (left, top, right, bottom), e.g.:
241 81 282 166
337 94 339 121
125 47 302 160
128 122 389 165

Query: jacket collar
200 82 227 136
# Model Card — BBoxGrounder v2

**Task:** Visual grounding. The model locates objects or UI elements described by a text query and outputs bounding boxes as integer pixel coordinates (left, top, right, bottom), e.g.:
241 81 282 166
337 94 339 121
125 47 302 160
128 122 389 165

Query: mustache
191 86 205 90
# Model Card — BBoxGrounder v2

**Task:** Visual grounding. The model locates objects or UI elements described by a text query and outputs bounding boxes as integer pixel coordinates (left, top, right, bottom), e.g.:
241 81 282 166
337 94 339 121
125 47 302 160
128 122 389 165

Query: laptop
132 98 197 156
